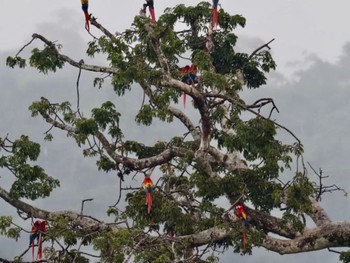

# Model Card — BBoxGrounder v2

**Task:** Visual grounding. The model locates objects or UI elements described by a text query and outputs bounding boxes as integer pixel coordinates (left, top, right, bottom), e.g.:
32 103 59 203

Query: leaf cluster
0 135 59 200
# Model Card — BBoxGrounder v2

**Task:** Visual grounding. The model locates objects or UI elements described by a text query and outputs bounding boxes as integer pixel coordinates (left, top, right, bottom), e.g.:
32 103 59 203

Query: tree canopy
2 1 350 263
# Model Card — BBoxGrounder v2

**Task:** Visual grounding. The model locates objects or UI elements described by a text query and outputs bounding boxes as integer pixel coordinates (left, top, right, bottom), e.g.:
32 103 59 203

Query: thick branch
308 197 332 226
208 147 247 173
1 183 346 256
263 222 350 254
167 106 201 141
0 186 121 233
90 17 115 39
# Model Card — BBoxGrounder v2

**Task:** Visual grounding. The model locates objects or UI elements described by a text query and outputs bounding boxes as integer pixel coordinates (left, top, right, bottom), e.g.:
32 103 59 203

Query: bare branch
248 38 275 60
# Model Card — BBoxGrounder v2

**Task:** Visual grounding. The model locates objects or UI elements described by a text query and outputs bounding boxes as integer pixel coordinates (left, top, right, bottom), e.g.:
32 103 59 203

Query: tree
2 1 349 262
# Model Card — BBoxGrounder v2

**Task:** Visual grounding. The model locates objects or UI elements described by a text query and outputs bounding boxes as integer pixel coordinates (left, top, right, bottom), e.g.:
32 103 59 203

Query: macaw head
182 65 191 74
39 221 46 232
143 177 154 188
190 64 197 74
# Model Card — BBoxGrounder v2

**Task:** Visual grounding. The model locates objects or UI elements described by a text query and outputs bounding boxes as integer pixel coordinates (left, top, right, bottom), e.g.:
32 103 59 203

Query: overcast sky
1 1 350 262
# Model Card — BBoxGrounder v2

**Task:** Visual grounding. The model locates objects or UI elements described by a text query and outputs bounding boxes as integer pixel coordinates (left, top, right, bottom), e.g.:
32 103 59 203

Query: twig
14 37 36 57
76 61 83 115
80 198 93 215
248 38 275 60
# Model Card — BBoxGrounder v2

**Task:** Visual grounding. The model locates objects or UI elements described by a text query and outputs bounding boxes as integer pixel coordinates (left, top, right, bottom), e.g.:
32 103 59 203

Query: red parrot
212 0 219 28
81 0 90 32
143 176 154 214
143 0 156 26
189 65 198 85
181 65 191 108
29 220 46 261
181 65 198 108
235 203 248 251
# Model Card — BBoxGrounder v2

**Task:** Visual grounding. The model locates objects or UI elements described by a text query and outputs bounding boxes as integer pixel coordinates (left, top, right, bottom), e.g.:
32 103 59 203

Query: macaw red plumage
181 65 198 108
29 220 46 261
235 203 248 251
143 0 156 26
212 0 219 28
81 0 90 32
143 177 154 214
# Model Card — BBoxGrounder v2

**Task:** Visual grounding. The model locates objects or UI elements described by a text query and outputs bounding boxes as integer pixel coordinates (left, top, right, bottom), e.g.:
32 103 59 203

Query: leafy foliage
0 135 60 200
1 1 331 262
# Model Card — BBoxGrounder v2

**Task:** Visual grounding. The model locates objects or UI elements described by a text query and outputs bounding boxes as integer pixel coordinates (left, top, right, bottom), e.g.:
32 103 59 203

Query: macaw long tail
38 233 43 260
169 230 174 240
32 243 35 262
149 7 156 25
242 228 247 251
84 11 90 32
183 92 186 109
146 192 152 214
212 7 218 28
189 247 194 263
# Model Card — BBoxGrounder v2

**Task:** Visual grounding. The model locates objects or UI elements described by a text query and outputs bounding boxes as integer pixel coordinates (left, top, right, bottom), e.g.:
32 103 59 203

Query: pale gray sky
1 1 350 262
3 0 350 75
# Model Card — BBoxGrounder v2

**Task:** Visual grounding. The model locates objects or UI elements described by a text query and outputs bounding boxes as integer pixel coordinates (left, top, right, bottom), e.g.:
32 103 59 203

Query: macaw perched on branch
81 0 90 32
143 176 154 214
181 65 198 108
29 220 46 261
235 203 248 251
143 0 156 26
212 0 219 28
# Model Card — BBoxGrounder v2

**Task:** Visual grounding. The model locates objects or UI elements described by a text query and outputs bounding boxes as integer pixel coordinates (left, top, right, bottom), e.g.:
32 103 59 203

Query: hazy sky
1 1 350 262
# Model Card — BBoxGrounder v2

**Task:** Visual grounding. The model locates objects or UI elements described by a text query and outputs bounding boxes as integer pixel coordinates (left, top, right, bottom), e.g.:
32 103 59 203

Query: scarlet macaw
212 0 219 28
189 65 198 83
235 203 248 251
143 0 156 26
181 65 198 108
81 0 90 32
181 65 191 108
29 220 46 261
143 176 154 214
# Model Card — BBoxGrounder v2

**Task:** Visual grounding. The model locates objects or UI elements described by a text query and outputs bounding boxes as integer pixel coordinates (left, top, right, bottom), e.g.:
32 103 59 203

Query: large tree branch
167 106 201 141
1 183 345 256
32 33 117 74
0 186 121 233
307 197 332 226
208 146 247 173
262 222 350 254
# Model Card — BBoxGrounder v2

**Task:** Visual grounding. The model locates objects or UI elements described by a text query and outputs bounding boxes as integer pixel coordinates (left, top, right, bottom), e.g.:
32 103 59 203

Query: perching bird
29 220 46 261
81 0 90 32
235 203 248 251
181 65 198 108
143 0 156 25
212 0 219 28
143 176 154 214
181 65 191 108
189 65 198 83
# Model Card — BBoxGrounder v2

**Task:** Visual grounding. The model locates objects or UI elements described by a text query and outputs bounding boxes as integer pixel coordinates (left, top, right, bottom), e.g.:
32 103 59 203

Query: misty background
1 0 350 262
